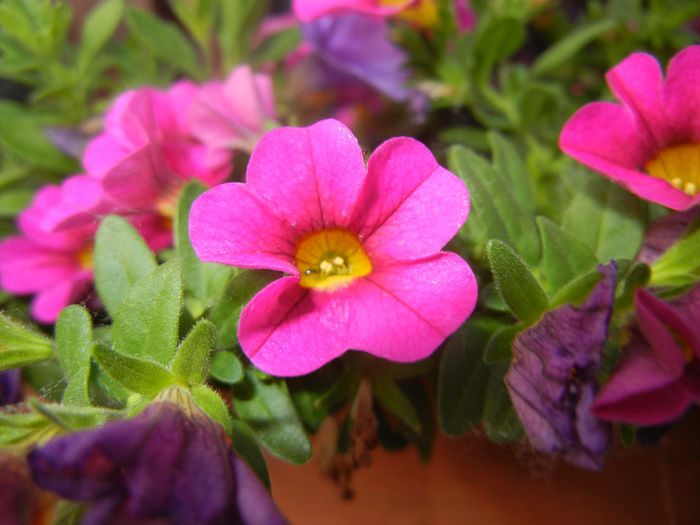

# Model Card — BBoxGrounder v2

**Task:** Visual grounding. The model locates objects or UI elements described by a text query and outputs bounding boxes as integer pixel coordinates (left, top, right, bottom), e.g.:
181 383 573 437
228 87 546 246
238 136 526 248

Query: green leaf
488 132 535 216
562 175 645 263
438 318 500 435
487 240 549 325
94 215 157 315
532 18 617 77
250 26 302 66
174 181 233 304
550 269 604 308
209 350 244 385
616 262 651 312
112 260 182 366
536 216 597 292
482 364 524 443
0 411 50 445
0 188 33 217
190 384 232 434
0 101 76 172
92 344 175 397
473 15 525 85
230 418 270 489
29 399 123 431
208 270 277 349
651 226 700 286
217 0 268 69
78 0 124 71
0 313 53 371
171 320 214 386
232 370 311 464
370 376 421 432
55 305 92 406
125 6 200 78
449 145 539 264
483 323 521 363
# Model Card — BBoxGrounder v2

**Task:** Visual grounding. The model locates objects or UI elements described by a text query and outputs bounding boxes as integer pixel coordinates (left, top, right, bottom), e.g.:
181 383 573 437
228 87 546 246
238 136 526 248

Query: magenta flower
293 0 415 22
189 119 477 376
29 401 287 525
592 286 700 425
189 65 278 152
46 83 233 249
559 46 700 210
0 183 96 323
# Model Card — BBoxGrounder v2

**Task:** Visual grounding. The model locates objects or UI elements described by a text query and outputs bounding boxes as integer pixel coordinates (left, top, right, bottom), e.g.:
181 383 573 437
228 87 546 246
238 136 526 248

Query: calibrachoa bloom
190 119 477 376
29 398 287 525
189 65 278 152
505 263 616 470
0 183 97 323
560 46 700 210
301 13 413 103
46 82 233 249
0 176 168 323
294 0 475 31
592 286 700 425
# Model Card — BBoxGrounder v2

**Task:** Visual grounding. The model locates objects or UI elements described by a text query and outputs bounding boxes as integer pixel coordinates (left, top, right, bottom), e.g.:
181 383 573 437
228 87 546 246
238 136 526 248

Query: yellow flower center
380 0 439 27
295 229 372 290
76 245 94 270
645 142 700 196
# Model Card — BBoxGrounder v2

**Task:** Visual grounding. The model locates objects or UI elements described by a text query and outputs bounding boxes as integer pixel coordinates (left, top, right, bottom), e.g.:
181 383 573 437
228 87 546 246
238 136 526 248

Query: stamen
645 142 700 196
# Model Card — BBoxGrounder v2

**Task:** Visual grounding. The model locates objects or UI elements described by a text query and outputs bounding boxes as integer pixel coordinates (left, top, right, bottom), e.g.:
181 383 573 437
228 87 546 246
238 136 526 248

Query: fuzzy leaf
55 305 92 406
92 344 175 397
112 260 182 366
171 320 214 387
487 240 549 325
209 350 244 385
0 313 53 371
232 370 311 464
94 215 157 315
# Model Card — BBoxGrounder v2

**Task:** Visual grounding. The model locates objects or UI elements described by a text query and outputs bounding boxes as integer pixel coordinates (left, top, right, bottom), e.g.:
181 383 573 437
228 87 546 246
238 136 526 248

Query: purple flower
0 369 22 405
592 285 700 425
301 13 412 102
505 263 616 470
29 400 286 525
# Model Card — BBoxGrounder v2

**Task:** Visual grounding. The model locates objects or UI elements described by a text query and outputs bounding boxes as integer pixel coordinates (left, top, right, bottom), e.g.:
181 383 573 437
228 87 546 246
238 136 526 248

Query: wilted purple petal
505 263 616 470
302 13 411 101
29 401 287 525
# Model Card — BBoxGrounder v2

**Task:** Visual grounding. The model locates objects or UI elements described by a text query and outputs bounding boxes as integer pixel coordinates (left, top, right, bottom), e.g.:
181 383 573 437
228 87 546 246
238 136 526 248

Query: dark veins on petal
505 262 617 470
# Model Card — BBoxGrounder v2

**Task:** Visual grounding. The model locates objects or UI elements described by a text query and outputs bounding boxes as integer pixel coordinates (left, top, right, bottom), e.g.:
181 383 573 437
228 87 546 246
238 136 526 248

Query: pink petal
82 134 130 178
189 183 298 274
31 273 92 324
162 81 198 136
101 146 167 210
0 237 83 294
605 52 669 148
592 339 691 425
239 252 477 376
292 0 410 21
559 101 694 210
103 90 153 150
350 137 469 262
245 119 366 232
663 45 700 143
39 175 106 233
161 140 231 186
635 289 688 374
220 65 276 135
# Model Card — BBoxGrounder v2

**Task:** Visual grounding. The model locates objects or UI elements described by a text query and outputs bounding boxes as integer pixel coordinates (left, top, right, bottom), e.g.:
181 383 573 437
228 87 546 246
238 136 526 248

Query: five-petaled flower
559 45 700 210
189 119 477 376
29 396 287 525
592 285 700 425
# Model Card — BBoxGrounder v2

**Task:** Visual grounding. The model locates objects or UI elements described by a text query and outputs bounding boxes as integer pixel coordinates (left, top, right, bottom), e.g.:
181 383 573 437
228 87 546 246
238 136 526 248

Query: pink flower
293 0 475 31
47 83 233 249
189 119 477 376
189 65 277 152
0 183 96 323
591 286 700 425
559 46 700 210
